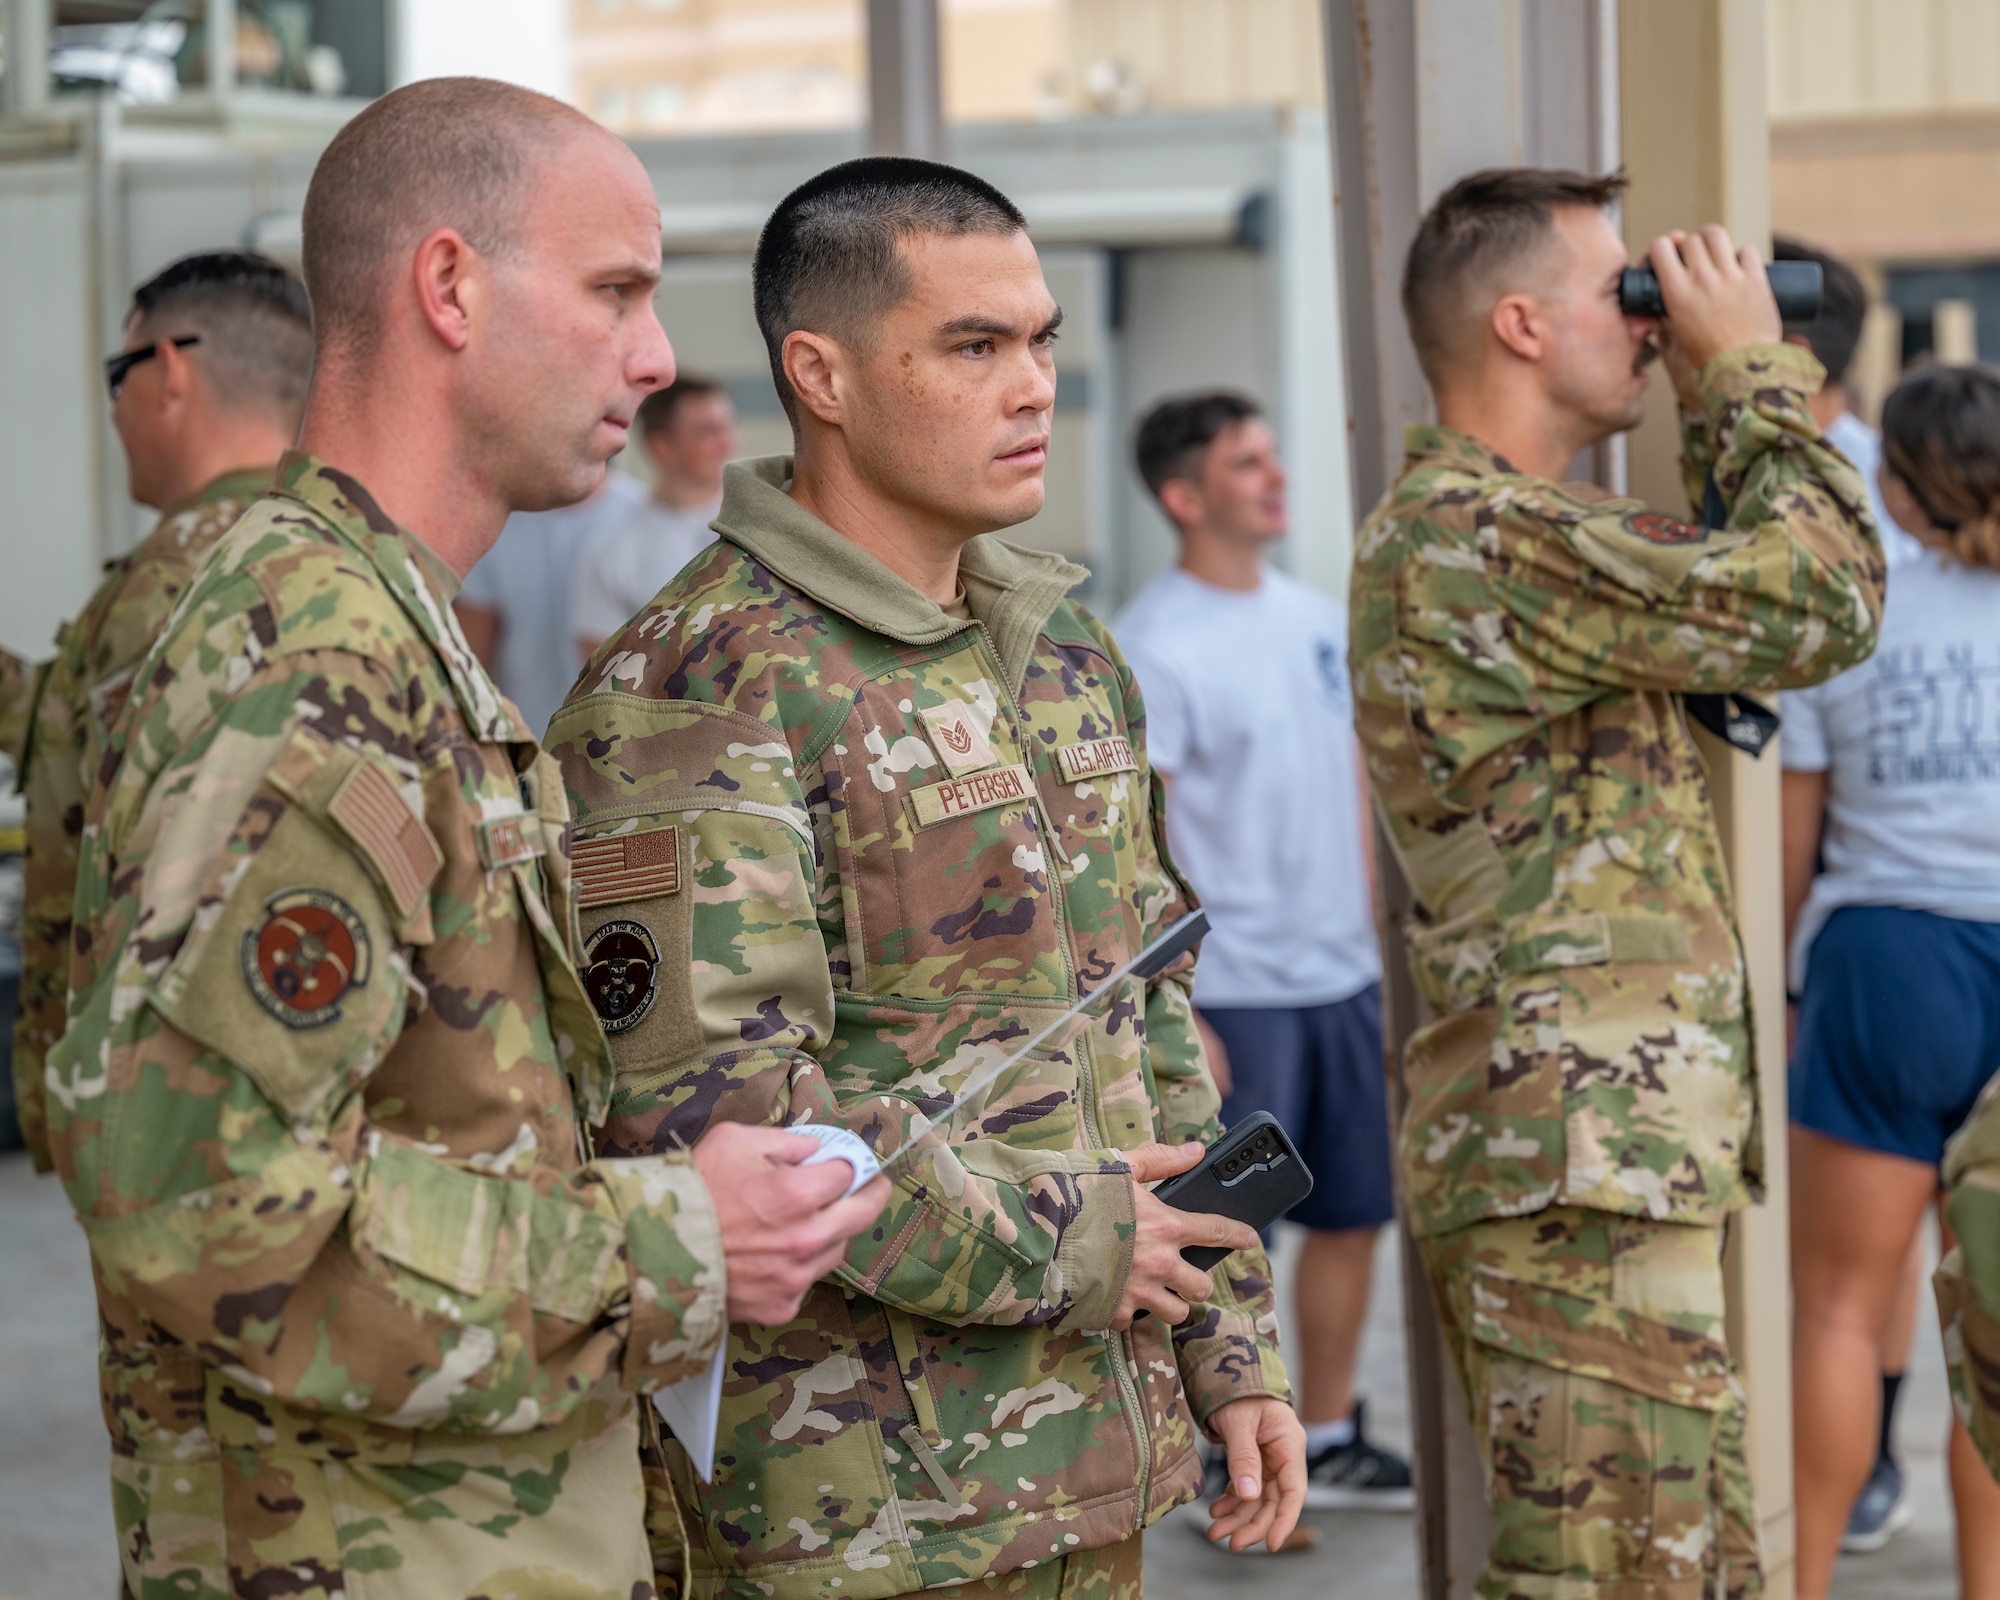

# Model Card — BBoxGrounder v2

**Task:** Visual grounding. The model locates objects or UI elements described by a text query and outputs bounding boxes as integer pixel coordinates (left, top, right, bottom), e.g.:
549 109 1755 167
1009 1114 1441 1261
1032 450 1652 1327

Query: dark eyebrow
936 304 1066 339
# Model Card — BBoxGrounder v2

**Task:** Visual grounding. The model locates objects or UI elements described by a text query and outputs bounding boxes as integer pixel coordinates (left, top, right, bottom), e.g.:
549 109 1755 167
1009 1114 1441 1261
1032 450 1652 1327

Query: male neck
787 429 973 605
150 411 294 510
1435 369 1596 484
651 470 720 513
298 357 505 579
1174 522 1268 593
1806 382 1849 432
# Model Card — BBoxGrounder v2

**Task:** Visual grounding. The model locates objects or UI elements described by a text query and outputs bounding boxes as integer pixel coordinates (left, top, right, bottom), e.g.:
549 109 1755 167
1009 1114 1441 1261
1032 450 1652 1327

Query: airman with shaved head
44 76 885 1600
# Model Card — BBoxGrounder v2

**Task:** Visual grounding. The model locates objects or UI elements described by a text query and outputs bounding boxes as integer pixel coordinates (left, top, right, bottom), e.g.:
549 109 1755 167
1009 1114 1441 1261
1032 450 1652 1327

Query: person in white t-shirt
1783 364 2000 1598
455 469 646 737
1772 236 1931 1561
1775 237 1925 573
571 373 737 657
1114 392 1409 1518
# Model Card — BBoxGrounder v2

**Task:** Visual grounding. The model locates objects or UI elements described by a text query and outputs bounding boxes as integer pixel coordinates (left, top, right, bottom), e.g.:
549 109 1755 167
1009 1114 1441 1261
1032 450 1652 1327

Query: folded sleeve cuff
1174 1244 1293 1435
611 1157 729 1392
1055 1165 1137 1332
1698 342 1824 411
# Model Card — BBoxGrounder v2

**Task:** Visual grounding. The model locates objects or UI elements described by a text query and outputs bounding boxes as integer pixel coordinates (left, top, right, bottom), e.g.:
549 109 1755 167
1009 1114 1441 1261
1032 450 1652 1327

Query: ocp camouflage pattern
1350 343 1884 1239
1938 1074 2000 1478
46 453 729 1600
548 455 1288 1599
14 467 268 1173
1422 1207 1760 1599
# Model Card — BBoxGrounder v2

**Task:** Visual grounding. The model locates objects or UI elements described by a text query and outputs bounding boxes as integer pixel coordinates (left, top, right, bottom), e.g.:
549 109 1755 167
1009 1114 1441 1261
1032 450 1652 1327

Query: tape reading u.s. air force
1055 737 1137 784
573 824 681 908
906 763 1034 829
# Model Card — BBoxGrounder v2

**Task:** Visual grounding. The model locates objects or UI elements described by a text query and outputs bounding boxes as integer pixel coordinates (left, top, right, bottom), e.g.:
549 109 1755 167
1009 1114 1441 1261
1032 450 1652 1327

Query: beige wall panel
1942 0 2000 106
942 2 1063 123
1771 122 2000 258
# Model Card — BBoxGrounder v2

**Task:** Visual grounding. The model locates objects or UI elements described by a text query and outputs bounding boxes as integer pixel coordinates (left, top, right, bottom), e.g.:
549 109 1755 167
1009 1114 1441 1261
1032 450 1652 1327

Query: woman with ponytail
1786 362 2000 1598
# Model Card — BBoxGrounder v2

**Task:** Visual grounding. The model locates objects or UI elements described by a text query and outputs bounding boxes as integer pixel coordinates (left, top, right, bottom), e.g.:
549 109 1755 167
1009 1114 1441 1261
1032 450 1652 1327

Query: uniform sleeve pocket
1465 1264 1733 1412
152 742 408 1123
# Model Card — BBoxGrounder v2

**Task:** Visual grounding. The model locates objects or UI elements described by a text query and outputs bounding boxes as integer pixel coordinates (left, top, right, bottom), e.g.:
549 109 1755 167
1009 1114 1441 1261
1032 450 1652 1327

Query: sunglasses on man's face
105 335 201 400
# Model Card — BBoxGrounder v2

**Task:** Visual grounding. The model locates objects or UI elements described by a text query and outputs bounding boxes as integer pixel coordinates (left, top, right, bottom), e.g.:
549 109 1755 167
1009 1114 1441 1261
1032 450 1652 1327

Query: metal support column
207 0 238 99
1 0 51 115
1322 2 1790 1596
865 0 941 161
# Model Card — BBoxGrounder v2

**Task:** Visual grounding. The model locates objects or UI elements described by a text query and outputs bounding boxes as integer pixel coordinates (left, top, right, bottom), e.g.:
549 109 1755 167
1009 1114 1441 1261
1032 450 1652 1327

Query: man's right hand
1113 1141 1262 1329
1648 225 1783 406
691 1122 891 1325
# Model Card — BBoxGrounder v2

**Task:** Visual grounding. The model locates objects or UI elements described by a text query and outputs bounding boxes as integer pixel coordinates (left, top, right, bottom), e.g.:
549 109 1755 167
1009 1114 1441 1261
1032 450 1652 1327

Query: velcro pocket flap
154 783 403 1124
356 1135 623 1322
1465 1265 1732 1412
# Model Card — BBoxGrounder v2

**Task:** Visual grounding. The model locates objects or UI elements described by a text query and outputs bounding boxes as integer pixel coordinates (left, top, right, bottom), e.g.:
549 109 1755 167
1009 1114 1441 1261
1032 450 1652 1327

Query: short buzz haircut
1403 166 1628 385
1774 236 1869 386
637 373 727 439
752 156 1028 426
128 250 314 425
301 76 598 359
1134 392 1262 500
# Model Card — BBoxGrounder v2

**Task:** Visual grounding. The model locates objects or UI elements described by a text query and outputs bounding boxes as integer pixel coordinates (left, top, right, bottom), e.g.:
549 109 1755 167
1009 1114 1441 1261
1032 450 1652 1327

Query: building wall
570 0 1322 137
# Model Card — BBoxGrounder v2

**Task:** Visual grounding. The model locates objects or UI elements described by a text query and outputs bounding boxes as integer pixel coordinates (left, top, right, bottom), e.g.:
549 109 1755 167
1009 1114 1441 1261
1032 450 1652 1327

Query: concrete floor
0 1151 1966 1599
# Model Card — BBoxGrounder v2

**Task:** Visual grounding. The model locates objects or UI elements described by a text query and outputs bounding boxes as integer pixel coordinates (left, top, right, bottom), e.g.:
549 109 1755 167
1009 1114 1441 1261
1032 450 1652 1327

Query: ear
1489 291 1546 363
153 336 197 409
1157 477 1204 531
782 330 846 427
411 227 479 352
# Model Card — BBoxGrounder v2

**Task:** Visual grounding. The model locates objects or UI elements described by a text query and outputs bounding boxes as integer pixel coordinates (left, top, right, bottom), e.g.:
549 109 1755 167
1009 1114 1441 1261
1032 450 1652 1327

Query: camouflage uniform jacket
15 467 269 1173
46 454 728 1597
1350 344 1884 1239
548 455 1289 1599
1938 1077 2000 1477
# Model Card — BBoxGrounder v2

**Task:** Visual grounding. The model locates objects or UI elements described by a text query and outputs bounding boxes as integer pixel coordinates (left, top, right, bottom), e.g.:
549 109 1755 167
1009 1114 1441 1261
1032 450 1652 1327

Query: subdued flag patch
328 759 443 918
574 824 682 908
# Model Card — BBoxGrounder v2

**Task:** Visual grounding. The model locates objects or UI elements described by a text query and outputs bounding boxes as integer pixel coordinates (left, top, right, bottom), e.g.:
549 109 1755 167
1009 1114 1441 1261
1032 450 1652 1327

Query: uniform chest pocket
829 678 1063 1000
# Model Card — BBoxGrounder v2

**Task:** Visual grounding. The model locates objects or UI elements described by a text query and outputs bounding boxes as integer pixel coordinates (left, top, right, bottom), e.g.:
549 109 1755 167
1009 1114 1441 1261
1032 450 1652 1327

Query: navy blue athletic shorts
1198 984 1395 1233
1791 905 2000 1167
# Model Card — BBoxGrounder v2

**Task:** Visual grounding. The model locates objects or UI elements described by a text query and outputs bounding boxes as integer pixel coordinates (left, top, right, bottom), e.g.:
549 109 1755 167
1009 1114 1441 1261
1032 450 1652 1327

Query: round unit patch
583 919 659 1034
1622 509 1705 546
242 888 372 1028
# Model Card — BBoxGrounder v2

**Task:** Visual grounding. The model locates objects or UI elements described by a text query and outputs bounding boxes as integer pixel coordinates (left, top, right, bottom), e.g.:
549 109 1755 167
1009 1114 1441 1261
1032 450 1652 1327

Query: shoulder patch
328 759 443 919
582 918 659 1033
1622 510 1706 546
242 888 372 1027
574 825 682 909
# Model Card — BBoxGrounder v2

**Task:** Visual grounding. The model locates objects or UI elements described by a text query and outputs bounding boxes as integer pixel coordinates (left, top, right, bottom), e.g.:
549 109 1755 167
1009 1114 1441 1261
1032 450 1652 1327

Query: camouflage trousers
112 1375 655 1600
1419 1207 1761 1600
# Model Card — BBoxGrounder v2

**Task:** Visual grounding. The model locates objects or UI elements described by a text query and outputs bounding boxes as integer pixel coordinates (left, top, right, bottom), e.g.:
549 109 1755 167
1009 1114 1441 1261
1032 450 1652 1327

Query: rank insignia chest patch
582 919 659 1033
242 889 372 1028
916 698 998 776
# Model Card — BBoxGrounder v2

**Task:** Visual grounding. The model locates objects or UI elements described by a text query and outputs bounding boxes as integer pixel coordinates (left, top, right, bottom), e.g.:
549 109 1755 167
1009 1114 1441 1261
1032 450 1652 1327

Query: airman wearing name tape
44 79 884 1600
1351 170 1883 1599
14 251 309 1175
549 157 1305 1600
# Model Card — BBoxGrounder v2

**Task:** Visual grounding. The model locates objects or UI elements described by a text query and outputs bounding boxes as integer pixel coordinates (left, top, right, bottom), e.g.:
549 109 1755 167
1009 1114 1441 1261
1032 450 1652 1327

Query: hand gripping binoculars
1620 260 1823 322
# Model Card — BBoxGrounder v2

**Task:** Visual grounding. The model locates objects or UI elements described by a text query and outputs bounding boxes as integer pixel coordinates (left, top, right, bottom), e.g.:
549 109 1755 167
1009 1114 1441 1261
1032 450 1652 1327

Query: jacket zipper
964 619 1153 1514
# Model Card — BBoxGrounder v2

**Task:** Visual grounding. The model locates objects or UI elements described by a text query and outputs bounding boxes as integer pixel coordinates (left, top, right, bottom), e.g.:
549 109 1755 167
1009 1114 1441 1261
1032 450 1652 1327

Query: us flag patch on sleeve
574 824 682 909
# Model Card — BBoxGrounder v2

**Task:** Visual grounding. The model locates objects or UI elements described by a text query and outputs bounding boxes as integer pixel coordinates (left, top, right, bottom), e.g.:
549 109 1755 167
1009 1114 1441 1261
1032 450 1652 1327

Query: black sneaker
1841 1453 1913 1555
1304 1401 1415 1511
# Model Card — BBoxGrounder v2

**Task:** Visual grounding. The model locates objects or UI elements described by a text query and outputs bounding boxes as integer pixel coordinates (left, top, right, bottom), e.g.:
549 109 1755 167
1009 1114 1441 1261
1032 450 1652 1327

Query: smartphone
1150 1111 1314 1271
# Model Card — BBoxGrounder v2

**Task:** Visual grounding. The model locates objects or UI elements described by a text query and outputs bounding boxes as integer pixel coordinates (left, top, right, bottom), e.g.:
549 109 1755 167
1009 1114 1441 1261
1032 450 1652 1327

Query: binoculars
1620 260 1823 322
